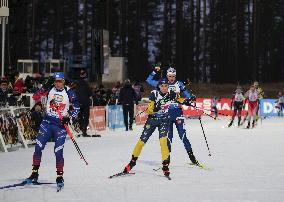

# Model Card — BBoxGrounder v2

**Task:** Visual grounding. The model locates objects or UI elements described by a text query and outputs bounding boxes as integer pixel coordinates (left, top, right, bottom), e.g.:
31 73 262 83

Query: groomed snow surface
0 116 283 202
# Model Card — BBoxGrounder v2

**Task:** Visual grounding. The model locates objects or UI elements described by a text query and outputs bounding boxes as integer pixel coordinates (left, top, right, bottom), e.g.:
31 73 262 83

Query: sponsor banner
108 105 125 129
259 99 281 117
182 98 248 117
135 103 148 125
89 106 106 131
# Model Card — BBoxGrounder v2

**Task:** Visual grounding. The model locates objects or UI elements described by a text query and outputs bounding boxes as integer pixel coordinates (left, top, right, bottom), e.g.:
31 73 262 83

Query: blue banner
108 105 125 129
259 99 282 117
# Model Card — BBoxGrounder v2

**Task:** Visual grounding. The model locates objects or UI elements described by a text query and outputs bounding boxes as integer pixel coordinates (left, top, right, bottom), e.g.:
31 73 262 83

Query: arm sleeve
147 101 155 114
67 89 80 118
179 81 192 98
146 71 159 87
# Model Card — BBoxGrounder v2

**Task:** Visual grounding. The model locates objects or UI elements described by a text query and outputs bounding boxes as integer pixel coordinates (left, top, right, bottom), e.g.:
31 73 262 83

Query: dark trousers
122 104 134 129
78 105 90 135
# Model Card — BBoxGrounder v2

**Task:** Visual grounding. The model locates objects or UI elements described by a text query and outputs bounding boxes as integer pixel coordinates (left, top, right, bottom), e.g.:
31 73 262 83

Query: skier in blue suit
24 72 80 190
146 66 200 165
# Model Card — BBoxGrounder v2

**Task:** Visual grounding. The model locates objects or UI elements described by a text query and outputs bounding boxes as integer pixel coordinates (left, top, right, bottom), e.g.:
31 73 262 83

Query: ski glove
183 96 196 106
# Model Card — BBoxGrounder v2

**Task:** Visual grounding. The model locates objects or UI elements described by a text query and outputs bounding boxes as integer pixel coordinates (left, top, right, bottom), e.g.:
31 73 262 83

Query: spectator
211 96 219 119
0 78 9 107
106 89 116 105
132 80 144 102
31 102 44 132
119 79 137 131
276 91 284 116
112 81 122 99
13 71 26 94
75 70 93 137
25 75 34 92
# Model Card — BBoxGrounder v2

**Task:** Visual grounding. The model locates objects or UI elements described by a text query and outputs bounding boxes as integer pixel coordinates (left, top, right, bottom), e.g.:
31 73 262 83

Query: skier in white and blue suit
146 66 200 165
24 72 80 189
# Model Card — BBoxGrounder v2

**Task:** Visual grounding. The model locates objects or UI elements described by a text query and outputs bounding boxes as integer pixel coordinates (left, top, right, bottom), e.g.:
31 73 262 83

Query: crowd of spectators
0 67 145 109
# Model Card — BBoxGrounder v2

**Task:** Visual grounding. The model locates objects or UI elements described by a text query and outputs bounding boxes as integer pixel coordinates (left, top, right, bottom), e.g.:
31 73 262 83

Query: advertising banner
89 106 106 131
135 103 148 125
259 99 281 117
182 98 248 117
108 105 125 129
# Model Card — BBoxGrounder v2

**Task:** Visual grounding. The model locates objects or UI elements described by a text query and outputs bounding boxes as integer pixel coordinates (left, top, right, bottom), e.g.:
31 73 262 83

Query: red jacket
14 78 26 93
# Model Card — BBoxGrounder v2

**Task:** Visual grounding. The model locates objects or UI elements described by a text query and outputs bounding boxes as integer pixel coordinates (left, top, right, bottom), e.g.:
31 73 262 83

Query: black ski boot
238 117 241 127
228 120 233 127
252 120 255 128
246 122 250 129
187 150 200 166
123 155 138 173
23 165 39 184
162 159 170 178
56 171 64 191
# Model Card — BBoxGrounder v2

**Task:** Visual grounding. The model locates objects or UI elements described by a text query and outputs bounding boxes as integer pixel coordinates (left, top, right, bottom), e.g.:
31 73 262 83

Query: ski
188 162 212 171
153 167 162 171
0 181 55 190
164 175 171 180
109 172 135 179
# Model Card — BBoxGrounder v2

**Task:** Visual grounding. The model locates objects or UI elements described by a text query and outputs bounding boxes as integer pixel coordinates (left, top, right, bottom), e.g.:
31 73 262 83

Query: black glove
61 116 70 125
183 96 196 106
42 76 54 89
189 95 196 102
153 62 161 73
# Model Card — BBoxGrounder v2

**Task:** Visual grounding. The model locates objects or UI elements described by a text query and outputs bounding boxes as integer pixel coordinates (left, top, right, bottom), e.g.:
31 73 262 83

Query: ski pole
54 106 89 165
198 116 212 156
135 107 148 118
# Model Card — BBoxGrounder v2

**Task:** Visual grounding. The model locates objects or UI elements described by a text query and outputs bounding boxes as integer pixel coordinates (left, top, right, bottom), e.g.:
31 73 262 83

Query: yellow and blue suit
124 89 177 176
146 71 198 163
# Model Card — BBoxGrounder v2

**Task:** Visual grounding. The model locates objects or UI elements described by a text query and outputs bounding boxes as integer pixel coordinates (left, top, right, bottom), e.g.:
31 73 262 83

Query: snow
0 116 284 202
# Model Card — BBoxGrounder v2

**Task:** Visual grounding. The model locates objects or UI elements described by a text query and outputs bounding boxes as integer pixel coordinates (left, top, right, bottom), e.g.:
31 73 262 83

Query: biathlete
146 66 200 166
122 79 191 178
23 72 80 190
244 85 259 129
228 86 245 127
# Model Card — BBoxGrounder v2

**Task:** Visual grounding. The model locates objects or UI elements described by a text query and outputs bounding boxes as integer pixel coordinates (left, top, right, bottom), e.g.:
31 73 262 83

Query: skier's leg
54 126 67 172
247 105 252 128
53 125 67 187
174 117 199 164
175 117 192 152
167 121 174 152
229 109 237 127
124 117 157 173
122 104 129 130
252 103 258 127
158 117 171 176
25 120 52 182
237 108 242 126
129 104 134 130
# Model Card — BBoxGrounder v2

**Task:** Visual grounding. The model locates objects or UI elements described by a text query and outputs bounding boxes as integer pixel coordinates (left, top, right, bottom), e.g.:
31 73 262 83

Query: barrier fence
0 98 282 152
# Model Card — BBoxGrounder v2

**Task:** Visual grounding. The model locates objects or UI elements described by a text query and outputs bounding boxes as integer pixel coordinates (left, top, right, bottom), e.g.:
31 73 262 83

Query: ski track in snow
0 117 283 202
